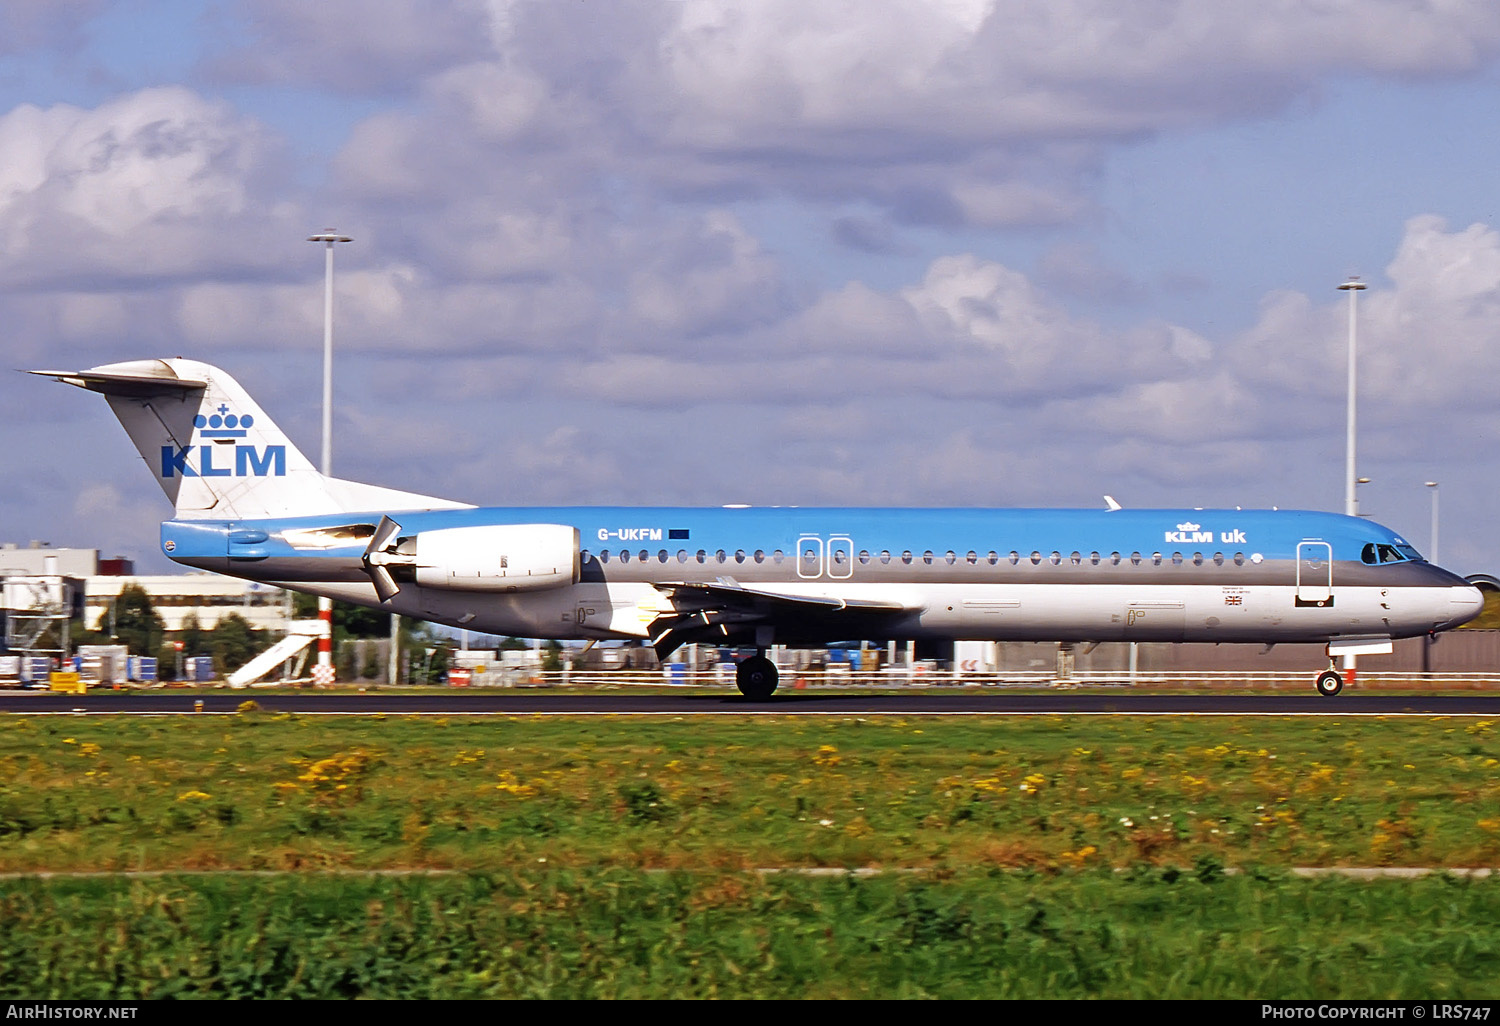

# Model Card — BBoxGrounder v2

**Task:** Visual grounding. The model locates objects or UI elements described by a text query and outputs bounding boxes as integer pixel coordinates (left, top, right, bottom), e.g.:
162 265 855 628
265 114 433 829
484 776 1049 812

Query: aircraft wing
647 578 913 659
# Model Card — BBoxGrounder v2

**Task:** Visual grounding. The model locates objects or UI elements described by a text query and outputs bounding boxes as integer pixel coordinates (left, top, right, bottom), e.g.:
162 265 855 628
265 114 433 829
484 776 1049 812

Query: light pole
307 230 351 685
1425 482 1439 565
1337 276 1366 686
1424 480 1440 674
1338 277 1366 517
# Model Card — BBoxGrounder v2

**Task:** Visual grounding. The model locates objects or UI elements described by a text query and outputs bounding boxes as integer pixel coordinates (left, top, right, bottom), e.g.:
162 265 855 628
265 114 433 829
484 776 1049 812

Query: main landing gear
736 652 778 700
1315 667 1344 697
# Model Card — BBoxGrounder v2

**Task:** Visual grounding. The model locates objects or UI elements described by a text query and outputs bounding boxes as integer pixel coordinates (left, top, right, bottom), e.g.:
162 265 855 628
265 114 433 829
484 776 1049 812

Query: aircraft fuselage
161 505 1482 647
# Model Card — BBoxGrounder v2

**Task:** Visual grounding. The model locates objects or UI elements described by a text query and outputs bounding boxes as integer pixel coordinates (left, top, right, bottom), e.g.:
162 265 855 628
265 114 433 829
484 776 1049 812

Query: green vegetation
3 712 1499 997
2 714 1499 871
4 870 1499 999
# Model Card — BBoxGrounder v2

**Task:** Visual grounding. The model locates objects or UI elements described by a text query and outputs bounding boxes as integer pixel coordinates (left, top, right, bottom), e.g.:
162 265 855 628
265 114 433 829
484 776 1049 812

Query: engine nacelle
413 523 579 592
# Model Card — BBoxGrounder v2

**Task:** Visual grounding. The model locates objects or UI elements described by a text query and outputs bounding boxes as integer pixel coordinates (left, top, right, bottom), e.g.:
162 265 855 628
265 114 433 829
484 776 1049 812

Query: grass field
3 710 1499 997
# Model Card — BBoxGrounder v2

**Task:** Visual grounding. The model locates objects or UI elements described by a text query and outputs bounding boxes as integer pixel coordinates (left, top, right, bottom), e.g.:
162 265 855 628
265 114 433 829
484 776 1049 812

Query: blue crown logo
195 403 254 439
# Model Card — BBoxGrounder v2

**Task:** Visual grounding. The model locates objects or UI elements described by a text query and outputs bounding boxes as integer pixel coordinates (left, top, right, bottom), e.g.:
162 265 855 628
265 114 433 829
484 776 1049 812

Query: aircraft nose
1449 584 1486 627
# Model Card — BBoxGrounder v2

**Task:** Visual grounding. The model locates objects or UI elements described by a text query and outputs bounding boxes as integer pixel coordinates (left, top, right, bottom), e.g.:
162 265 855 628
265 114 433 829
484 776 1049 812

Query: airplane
33 357 1485 698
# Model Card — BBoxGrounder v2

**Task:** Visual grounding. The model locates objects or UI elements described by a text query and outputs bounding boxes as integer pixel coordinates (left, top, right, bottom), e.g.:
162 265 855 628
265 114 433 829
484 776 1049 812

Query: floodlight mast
1425 482 1439 565
306 230 352 685
307 230 352 477
1337 276 1367 685
1338 277 1366 517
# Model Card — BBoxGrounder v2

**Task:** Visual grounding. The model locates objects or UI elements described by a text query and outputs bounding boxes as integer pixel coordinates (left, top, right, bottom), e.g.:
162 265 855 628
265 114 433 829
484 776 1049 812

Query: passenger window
1193 552 1203 566
677 550 688 563
658 550 668 563
581 550 592 563
1050 552 1062 565
1030 551 1042 565
1070 551 1082 565
1234 552 1245 566
832 549 846 565
859 550 871 564
773 550 785 563
1152 552 1162 566
802 547 817 564
717 550 728 563
901 551 913 565
754 550 765 563
1009 551 1020 565
1090 552 1100 565
1110 552 1121 565
922 551 934 565
988 551 999 565
735 549 746 563
967 551 978 564
880 550 891 564
1213 552 1224 566
600 550 611 563
696 550 706 563
1130 552 1142 565
945 551 957 565
620 550 630 563
1171 552 1183 565
639 550 649 563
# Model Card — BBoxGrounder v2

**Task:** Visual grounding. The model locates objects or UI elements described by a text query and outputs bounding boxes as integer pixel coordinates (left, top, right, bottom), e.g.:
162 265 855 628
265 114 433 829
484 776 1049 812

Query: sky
2 0 1500 577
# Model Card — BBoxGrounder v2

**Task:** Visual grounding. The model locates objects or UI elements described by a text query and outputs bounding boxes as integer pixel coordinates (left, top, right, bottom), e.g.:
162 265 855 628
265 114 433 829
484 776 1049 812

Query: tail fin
32 358 470 520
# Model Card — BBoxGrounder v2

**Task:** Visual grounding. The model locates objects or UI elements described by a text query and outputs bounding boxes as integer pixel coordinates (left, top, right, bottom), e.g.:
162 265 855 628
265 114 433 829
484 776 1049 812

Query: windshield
1361 542 1424 565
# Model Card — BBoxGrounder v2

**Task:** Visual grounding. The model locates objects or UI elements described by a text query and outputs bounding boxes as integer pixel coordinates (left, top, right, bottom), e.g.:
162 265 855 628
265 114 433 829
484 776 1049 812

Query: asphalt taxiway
3 690 1499 715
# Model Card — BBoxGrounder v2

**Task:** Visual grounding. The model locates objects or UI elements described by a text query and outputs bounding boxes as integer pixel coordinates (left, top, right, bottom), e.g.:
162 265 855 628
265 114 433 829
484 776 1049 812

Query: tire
736 655 778 700
1315 669 1344 697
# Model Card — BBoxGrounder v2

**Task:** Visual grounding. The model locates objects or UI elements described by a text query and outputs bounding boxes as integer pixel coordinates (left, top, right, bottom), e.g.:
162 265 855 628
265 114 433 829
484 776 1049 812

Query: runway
3 689 1500 715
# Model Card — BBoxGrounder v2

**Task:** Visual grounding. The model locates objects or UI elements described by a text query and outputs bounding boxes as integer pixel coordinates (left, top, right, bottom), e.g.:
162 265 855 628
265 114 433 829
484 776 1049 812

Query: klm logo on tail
161 445 285 478
161 403 285 478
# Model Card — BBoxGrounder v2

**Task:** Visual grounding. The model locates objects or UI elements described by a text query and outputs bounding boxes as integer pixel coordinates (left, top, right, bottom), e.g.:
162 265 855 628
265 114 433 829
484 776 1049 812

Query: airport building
2 542 290 637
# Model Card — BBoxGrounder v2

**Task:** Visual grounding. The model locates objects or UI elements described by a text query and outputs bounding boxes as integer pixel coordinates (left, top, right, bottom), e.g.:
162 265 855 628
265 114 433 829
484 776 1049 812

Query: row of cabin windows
591 548 787 565
581 548 1257 568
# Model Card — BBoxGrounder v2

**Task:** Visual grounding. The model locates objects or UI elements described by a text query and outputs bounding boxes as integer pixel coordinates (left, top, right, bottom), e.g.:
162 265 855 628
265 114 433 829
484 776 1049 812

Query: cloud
0 0 106 55
205 0 494 94
309 1 1500 242
0 87 301 289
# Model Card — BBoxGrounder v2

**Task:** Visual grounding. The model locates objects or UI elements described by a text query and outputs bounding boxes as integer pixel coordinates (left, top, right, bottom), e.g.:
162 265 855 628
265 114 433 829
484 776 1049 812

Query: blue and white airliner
35 358 1484 698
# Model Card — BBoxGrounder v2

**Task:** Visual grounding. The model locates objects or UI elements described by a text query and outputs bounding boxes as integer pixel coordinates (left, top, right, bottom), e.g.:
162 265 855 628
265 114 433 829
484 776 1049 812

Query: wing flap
647 579 913 659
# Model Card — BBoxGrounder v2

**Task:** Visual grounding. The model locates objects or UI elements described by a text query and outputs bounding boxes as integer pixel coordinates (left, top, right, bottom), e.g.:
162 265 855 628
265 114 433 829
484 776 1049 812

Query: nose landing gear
1315 667 1344 697
736 652 778 700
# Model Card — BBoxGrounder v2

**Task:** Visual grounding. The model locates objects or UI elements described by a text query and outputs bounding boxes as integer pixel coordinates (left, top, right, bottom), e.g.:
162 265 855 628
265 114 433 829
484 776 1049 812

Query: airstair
227 619 328 687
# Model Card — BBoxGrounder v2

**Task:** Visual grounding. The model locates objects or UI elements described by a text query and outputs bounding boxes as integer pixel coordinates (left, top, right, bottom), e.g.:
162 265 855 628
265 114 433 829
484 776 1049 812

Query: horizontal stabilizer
30 364 206 396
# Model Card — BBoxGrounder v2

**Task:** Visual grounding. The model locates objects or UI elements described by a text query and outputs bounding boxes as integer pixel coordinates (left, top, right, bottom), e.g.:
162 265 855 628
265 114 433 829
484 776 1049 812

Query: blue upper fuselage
162 506 1427 569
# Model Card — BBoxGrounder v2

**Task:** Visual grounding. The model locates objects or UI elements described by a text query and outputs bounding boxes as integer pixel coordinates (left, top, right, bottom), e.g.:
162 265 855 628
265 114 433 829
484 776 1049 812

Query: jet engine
363 519 578 599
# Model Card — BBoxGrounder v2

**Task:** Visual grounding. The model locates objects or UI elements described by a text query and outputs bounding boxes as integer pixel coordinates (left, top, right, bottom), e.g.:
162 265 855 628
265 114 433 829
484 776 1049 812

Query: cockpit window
1361 542 1414 565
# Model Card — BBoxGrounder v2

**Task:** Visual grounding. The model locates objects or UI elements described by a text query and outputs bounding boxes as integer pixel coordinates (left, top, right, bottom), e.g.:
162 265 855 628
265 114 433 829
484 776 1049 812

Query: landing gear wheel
1315 669 1344 697
736 655 778 700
